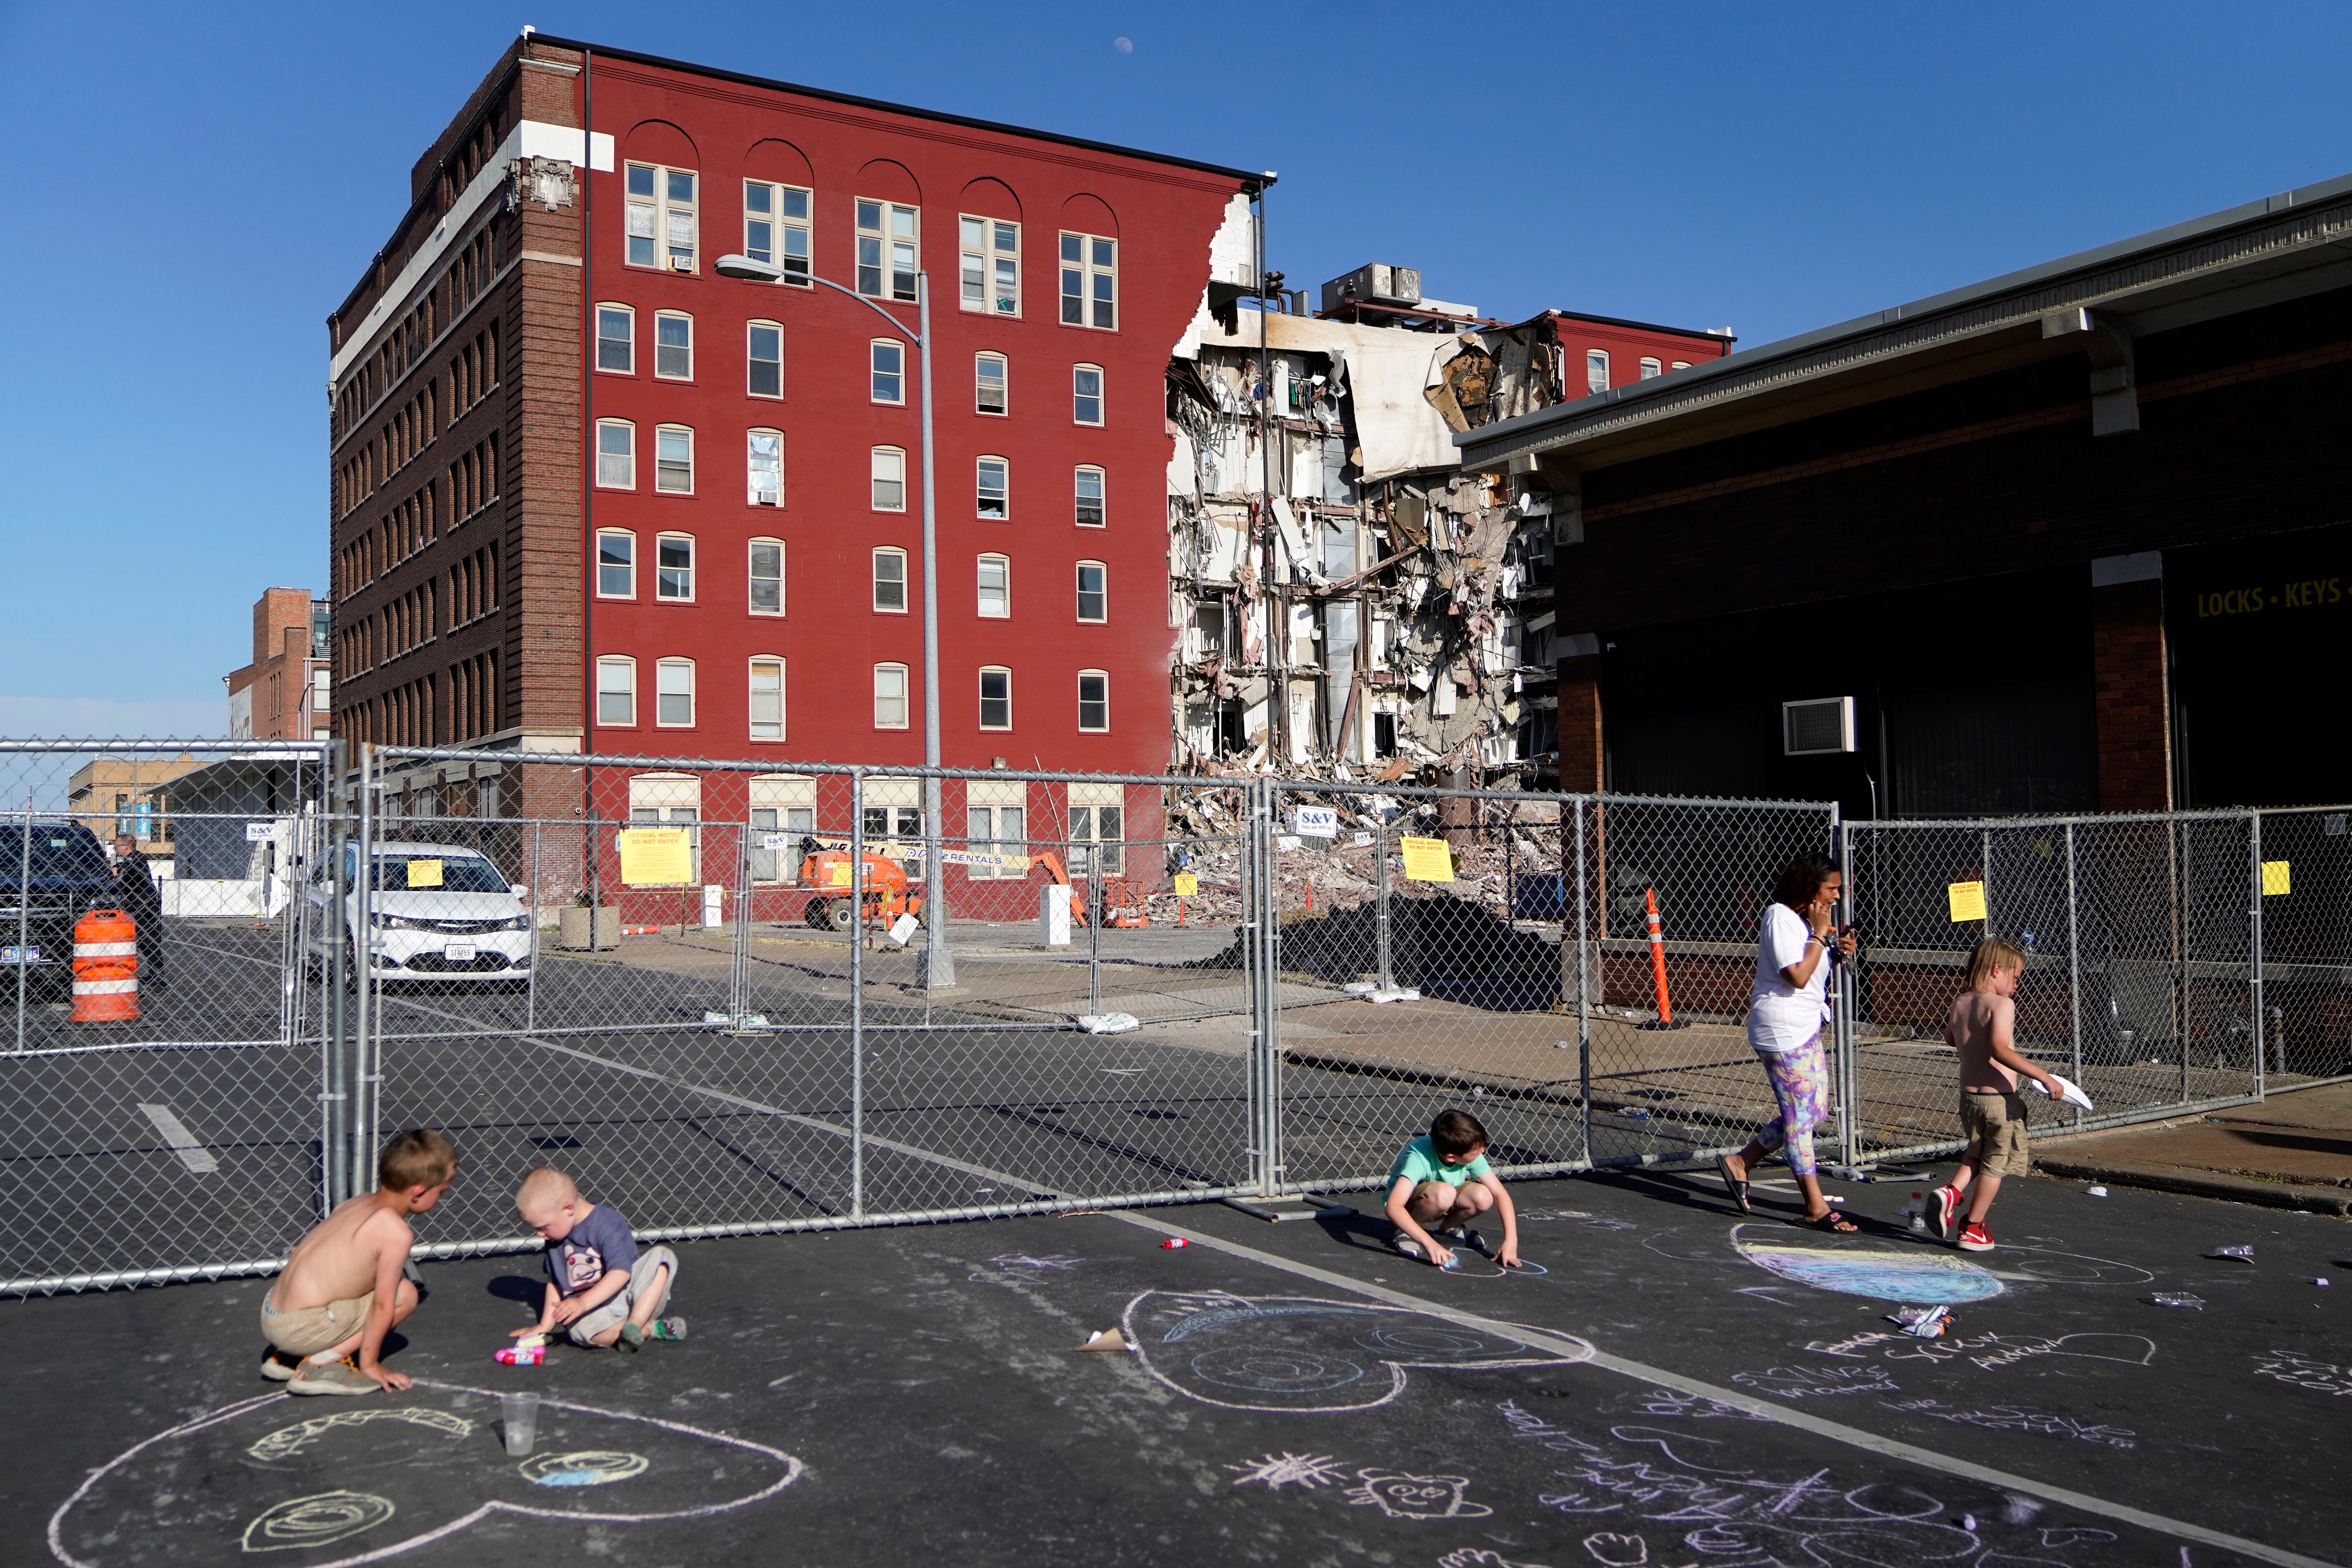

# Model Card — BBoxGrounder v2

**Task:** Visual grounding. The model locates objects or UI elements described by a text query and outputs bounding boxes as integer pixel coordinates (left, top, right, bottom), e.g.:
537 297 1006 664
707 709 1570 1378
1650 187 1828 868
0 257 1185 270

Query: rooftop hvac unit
1783 696 1856 756
1320 263 1423 315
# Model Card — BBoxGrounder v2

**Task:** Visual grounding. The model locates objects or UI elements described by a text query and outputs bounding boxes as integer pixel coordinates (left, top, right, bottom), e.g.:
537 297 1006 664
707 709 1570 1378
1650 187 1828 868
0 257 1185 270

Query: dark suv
0 822 125 992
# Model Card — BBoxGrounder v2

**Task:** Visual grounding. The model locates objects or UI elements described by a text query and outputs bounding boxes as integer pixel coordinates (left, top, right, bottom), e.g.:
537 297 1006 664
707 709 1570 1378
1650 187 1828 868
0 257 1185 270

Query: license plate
0 946 39 965
444 944 477 962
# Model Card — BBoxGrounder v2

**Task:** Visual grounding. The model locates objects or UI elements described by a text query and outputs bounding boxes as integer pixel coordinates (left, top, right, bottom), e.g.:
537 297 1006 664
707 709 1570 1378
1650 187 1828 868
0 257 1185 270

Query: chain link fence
7 734 2348 1296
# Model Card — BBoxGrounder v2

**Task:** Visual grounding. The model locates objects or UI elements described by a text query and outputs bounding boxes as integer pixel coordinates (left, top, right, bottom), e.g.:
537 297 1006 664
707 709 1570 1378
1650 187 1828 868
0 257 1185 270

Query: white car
311 842 534 985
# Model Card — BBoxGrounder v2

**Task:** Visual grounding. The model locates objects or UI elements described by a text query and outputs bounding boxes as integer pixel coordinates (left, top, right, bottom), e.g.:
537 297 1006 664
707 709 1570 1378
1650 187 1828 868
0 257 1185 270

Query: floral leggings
1752 1038 1830 1178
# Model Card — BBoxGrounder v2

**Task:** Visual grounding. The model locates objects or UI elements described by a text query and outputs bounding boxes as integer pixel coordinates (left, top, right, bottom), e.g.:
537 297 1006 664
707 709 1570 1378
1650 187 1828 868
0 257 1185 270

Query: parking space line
135 1104 219 1174
1111 1209 2340 1568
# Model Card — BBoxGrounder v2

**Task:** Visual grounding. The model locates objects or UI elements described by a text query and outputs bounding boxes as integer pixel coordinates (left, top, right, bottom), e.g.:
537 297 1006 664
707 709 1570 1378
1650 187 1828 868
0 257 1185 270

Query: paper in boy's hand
2027 1072 2095 1110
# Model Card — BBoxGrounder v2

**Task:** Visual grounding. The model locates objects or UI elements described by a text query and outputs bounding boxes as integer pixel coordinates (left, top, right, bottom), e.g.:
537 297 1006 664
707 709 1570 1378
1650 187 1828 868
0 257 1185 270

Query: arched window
1073 363 1104 425
1585 350 1609 394
979 667 1012 730
1077 669 1109 732
1638 357 1661 380
1074 465 1105 527
655 658 696 727
595 304 634 373
748 657 785 740
976 352 1008 415
749 538 784 616
747 321 783 397
1075 561 1106 623
596 655 636 726
1059 231 1116 329
654 311 693 379
655 533 694 601
872 446 906 511
872 547 908 612
595 529 635 598
747 429 783 507
595 419 635 488
976 553 1009 618
654 424 693 493
977 455 1008 520
873 663 909 729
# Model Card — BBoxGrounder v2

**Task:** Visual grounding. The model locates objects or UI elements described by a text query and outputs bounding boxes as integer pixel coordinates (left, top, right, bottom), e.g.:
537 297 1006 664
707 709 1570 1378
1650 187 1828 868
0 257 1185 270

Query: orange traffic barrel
72 908 139 1023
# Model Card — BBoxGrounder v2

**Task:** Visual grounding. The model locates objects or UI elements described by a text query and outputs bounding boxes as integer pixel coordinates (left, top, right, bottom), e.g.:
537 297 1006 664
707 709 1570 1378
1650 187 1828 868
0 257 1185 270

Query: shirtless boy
1931 940 2059 1253
259 1128 457 1394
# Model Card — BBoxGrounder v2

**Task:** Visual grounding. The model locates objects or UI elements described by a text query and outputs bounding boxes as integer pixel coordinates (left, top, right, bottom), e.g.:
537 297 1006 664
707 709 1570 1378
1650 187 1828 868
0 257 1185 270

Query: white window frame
748 656 785 741
596 655 636 726
1075 560 1107 624
743 179 811 285
747 320 783 398
655 657 696 728
978 666 1012 731
976 552 1010 618
873 662 909 729
960 215 1019 315
1059 231 1117 330
595 528 636 599
871 446 906 511
872 546 909 613
655 532 695 602
1067 781 1124 875
977 455 1008 520
975 351 1008 416
1074 464 1106 527
871 339 906 405
966 780 1027 879
749 536 785 617
747 428 783 507
655 424 693 494
857 198 919 303
1072 363 1104 425
654 311 693 380
1586 349 1609 394
1077 669 1109 732
596 419 635 489
1638 356 1662 380
595 303 634 374
626 162 698 272
1671 359 1692 370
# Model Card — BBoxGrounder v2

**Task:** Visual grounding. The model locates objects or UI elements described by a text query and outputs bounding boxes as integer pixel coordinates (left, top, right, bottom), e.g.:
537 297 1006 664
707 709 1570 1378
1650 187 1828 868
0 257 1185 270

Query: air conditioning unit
669 256 693 272
1320 263 1424 315
1783 696 1857 756
752 491 780 507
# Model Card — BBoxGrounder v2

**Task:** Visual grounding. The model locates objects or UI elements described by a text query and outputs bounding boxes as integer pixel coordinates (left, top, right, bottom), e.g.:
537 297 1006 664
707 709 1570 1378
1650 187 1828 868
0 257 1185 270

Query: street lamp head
714 253 783 283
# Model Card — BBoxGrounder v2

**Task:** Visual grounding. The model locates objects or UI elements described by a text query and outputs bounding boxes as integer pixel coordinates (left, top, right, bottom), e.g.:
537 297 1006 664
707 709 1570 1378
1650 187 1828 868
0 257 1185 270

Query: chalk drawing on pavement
1225 1452 1351 1490
1883 1399 2137 1447
2253 1349 2352 1396
241 1493 394 1554
1729 1364 1899 1400
1344 1469 1492 1520
1733 1223 2004 1304
1802 1329 2157 1371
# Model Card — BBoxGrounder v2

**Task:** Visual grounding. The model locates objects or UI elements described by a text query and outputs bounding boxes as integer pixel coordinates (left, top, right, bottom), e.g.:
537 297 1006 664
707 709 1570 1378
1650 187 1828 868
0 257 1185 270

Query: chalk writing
1884 1399 2137 1447
1730 1364 1897 1400
2252 1349 2352 1396
1345 1469 1492 1519
984 1254 1085 1271
1516 1209 1639 1232
247 1409 474 1463
242 1493 395 1554
1438 1552 1550 1568
1582 1531 1649 1565
519 1451 651 1487
1225 1452 1351 1490
1803 1329 2157 1371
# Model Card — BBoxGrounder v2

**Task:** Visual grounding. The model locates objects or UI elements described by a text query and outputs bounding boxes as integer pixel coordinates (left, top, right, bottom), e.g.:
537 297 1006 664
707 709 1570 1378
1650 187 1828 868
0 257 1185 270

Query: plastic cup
501 1391 541 1456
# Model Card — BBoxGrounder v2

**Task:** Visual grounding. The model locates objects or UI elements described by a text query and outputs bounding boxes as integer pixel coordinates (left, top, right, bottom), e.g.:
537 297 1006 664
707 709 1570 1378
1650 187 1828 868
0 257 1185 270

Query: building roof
1459 168 2352 473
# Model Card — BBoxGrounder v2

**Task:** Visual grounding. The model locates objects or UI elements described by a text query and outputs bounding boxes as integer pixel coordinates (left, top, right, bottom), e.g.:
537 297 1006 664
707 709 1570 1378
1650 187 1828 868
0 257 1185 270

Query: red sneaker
1957 1221 1995 1253
1931 1186 1961 1241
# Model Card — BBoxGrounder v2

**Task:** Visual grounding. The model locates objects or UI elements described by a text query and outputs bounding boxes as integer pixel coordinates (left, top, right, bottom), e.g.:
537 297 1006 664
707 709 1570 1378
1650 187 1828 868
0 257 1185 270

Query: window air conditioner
1783 696 1856 756
669 256 693 272
754 492 779 506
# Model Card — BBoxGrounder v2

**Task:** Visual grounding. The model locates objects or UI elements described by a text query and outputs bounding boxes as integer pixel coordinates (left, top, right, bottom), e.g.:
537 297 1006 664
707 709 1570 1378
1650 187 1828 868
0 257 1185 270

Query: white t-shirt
1747 903 1829 1053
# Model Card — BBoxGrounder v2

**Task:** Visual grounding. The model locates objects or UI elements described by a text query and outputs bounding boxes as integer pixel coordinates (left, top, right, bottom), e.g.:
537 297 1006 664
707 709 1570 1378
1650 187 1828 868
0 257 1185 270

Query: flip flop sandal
1802 1209 1859 1233
1715 1155 1751 1215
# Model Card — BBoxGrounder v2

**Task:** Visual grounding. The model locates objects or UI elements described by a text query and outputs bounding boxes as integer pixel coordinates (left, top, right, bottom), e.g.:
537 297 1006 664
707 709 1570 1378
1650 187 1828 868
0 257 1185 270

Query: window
747 429 783 507
743 179 811 284
627 774 701 879
596 419 635 488
1075 561 1106 622
871 446 906 511
747 321 783 398
749 538 784 615
595 305 633 372
656 534 694 601
1671 360 1692 370
979 666 1012 729
312 668 331 711
960 215 1019 314
1072 364 1103 425
871 339 905 404
1074 465 1105 527
596 655 635 725
750 775 817 882
655 425 693 494
857 199 918 302
977 456 1008 520
1585 350 1609 394
655 312 693 379
977 553 1009 617
1060 231 1117 329
595 529 635 598
655 658 695 727
1077 669 1109 731
860 780 925 862
872 547 908 612
966 781 1026 878
1068 782 1123 874
1638 357 1662 380
975 352 1008 415
748 657 785 740
873 663 909 728
626 163 697 271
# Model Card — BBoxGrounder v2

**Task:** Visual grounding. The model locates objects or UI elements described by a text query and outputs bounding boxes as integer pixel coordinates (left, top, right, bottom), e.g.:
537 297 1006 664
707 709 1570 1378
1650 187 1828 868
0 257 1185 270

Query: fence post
526 820 542 1034
2177 826 2191 1105
732 809 753 1029
2065 822 2083 1131
1573 794 1591 1163
1375 809 1393 991
1834 812 1856 1166
323 741 350 1209
14 795 27 1054
2249 810 2267 1099
849 769 866 1218
350 745 375 1200
1249 778 1282 1197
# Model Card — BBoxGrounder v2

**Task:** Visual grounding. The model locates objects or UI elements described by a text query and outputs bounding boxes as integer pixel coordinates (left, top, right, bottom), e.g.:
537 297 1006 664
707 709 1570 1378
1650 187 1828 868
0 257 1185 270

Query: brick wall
2091 577 2171 812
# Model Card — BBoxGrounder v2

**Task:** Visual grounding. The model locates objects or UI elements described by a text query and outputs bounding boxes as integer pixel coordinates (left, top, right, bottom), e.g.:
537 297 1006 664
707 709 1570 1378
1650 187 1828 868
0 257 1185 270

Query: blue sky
3 1 2348 736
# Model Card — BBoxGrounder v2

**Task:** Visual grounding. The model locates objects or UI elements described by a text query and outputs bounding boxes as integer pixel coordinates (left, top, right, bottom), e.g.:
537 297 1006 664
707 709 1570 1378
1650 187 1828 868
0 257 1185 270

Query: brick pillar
1555 640 1603 794
2091 554 2172 812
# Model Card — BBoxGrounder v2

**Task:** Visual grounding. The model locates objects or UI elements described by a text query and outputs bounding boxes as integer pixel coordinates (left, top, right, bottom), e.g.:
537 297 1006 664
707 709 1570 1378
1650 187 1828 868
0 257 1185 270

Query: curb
2035 1157 2352 1216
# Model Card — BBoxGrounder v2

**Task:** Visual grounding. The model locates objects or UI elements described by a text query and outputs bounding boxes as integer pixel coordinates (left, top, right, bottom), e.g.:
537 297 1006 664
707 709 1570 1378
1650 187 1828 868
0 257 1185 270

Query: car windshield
366 853 510 893
0 825 114 883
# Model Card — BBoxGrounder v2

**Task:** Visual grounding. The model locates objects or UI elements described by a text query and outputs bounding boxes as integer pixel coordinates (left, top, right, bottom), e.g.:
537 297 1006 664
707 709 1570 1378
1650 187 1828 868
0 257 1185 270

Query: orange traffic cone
72 908 139 1022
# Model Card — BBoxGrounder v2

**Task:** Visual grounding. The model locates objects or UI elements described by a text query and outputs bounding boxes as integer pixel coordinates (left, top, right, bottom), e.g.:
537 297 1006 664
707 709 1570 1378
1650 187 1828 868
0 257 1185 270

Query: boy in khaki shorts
1931 938 2061 1253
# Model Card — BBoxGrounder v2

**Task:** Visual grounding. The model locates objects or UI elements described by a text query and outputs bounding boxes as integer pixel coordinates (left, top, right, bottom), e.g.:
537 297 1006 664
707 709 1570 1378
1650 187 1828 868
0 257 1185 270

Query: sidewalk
2035 1079 2352 1214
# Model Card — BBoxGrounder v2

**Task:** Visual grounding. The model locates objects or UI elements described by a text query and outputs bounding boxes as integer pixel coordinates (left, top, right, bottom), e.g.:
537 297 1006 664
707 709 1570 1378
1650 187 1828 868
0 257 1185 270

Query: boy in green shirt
1382 1109 1521 1269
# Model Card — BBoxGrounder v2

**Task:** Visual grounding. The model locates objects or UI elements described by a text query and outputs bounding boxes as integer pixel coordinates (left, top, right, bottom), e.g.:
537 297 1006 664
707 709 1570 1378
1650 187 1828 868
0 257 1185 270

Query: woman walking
1716 852 1858 1230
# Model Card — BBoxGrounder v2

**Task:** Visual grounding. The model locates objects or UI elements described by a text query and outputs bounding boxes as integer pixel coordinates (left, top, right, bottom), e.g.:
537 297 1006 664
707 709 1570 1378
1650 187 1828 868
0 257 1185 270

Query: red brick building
224 587 331 742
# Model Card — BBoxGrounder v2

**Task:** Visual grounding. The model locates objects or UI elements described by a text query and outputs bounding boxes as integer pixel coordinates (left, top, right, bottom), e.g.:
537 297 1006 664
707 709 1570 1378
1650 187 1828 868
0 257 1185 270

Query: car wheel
826 901 855 933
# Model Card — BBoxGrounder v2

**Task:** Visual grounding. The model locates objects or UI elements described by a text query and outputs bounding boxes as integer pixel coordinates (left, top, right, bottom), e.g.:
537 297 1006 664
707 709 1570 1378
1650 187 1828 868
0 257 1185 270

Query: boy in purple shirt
514 1166 685 1350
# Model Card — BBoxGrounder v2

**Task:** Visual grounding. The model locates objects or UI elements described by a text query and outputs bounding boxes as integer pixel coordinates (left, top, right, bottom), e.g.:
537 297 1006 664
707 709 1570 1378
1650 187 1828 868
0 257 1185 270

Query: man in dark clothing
111 834 166 988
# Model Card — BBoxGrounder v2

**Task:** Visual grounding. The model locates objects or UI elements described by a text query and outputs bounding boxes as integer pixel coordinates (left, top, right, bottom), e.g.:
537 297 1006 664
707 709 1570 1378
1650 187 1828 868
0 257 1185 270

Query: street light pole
716 253 954 988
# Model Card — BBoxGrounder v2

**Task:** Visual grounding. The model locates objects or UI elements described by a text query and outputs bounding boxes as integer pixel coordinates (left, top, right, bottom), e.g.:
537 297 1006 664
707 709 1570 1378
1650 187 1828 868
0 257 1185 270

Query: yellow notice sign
1400 836 1454 883
617 828 693 887
2262 860 2292 897
1173 873 1199 897
404 859 443 889
830 861 854 888
1947 880 1987 923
